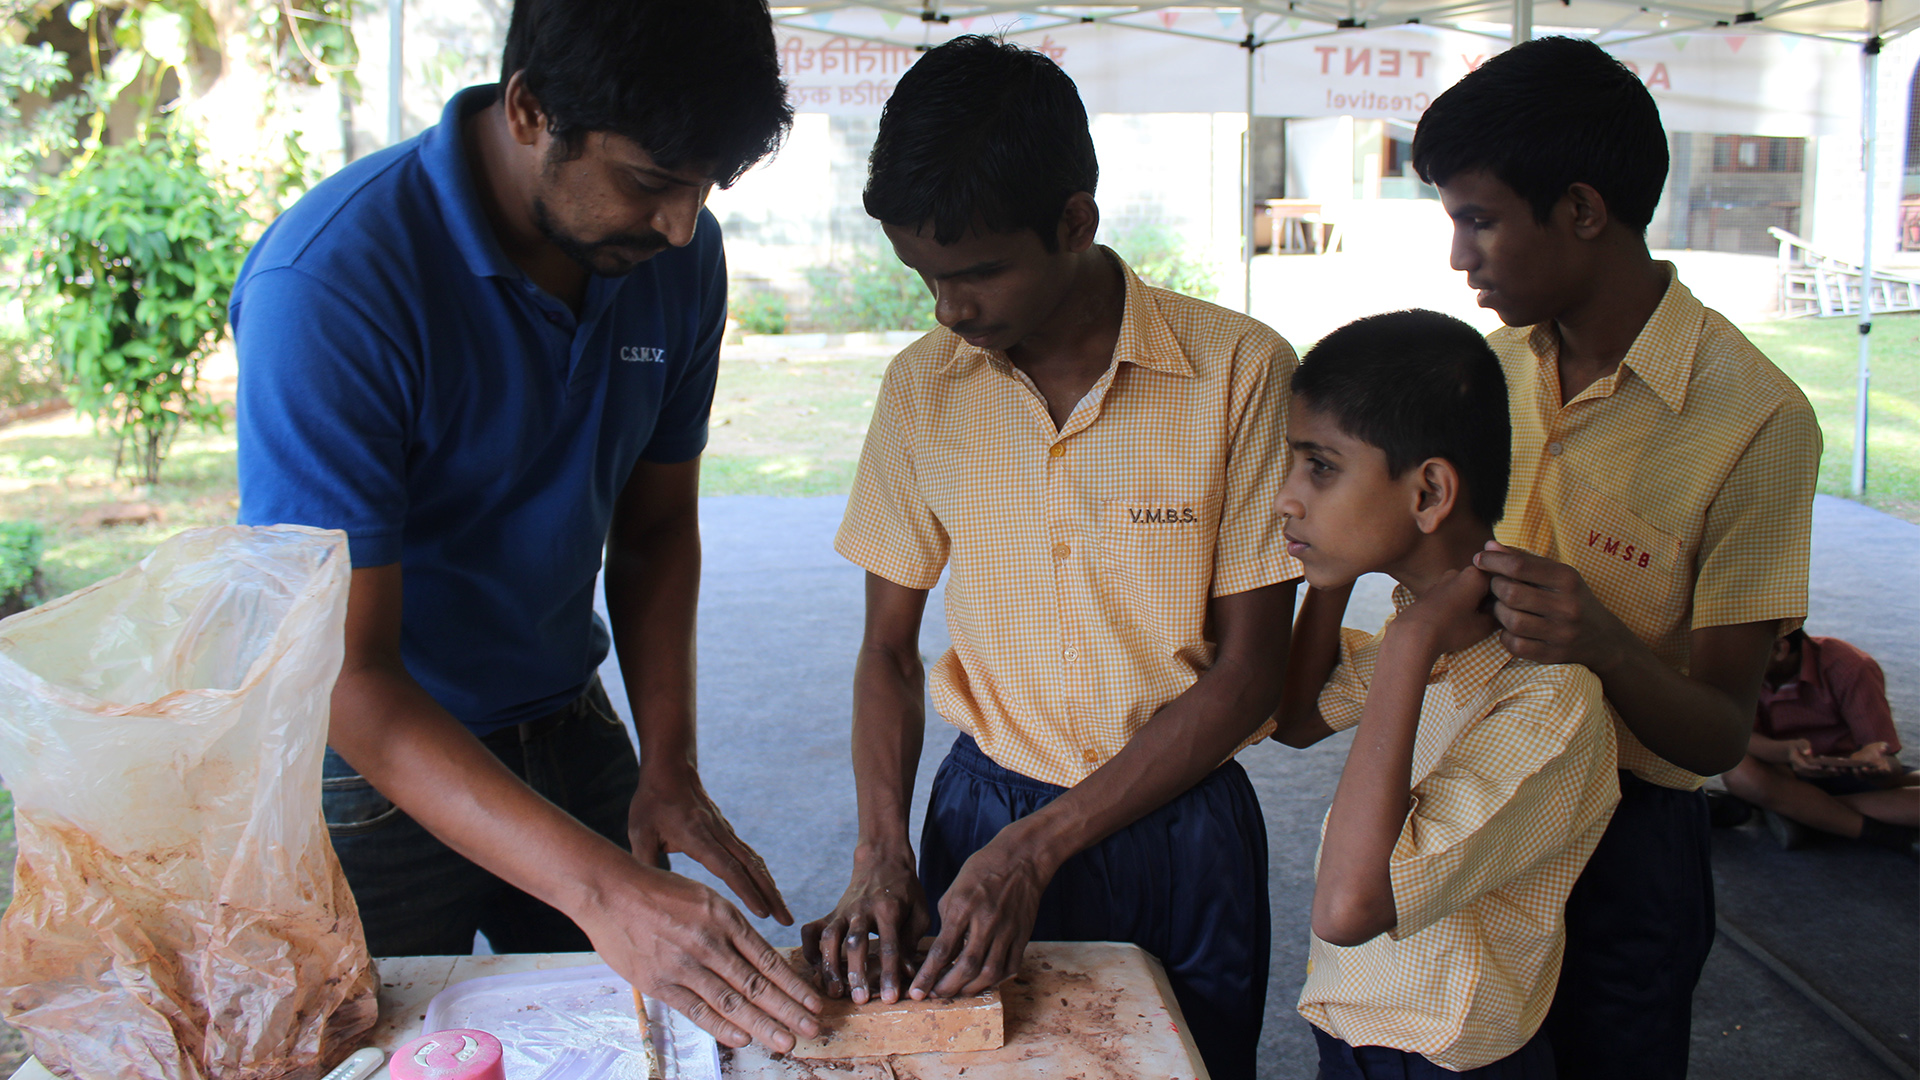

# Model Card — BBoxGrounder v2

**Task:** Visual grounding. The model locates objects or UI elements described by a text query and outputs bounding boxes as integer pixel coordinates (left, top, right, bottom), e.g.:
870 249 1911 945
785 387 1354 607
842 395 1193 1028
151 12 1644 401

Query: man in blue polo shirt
231 0 823 1052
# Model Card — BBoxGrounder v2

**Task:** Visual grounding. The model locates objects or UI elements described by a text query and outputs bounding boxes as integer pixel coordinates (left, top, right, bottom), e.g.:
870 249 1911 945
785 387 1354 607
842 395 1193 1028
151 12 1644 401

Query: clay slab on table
778 949 1003 1058
727 941 1203 1080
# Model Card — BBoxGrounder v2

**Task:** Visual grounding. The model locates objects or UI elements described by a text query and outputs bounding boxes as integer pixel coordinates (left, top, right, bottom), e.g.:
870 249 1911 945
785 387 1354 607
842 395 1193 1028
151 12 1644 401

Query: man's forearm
329 664 645 919
1014 582 1294 869
1747 731 1799 765
1017 647 1288 873
849 639 927 863
606 513 702 778
1590 622 1773 776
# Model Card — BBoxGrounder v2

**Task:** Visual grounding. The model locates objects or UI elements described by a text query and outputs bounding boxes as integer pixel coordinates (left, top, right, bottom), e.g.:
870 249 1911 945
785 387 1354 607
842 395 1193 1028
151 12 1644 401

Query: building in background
320 3 1920 324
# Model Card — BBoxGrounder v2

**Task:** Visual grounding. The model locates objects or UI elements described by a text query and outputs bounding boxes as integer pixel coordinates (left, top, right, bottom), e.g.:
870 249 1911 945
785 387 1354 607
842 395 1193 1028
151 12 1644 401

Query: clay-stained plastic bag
0 525 378 1079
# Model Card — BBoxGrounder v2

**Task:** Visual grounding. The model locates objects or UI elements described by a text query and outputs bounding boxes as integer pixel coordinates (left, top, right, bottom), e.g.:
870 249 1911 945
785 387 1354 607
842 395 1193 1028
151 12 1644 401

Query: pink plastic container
388 1029 506 1080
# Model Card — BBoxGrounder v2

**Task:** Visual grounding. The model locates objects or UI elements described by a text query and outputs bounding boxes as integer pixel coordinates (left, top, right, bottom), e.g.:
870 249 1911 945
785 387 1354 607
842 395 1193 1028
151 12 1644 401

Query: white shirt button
1063 646 1078 661
1547 441 1564 456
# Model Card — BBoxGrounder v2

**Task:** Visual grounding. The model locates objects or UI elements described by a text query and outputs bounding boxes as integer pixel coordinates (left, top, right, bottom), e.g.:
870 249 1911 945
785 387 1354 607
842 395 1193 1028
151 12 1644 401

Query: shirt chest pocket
1099 496 1219 651
1559 482 1688 636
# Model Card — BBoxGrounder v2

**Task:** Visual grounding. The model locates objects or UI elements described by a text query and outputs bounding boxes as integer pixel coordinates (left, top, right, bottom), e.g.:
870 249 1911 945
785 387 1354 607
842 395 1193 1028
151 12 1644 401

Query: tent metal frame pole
1511 0 1532 45
1854 0 1882 496
388 0 404 144
1244 25 1257 315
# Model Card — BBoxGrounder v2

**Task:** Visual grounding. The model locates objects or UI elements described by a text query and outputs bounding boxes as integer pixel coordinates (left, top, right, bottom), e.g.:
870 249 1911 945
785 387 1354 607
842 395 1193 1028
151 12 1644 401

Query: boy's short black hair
1294 310 1511 525
1411 36 1667 232
864 35 1097 250
501 0 791 186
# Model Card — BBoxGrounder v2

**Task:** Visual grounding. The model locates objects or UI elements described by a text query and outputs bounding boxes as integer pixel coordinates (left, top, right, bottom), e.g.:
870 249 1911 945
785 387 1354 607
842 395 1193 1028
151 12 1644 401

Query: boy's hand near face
1393 565 1499 656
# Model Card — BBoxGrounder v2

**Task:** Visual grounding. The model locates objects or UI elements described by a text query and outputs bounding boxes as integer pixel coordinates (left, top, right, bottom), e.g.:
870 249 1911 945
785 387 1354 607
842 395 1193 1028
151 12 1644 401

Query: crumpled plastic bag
0 524 379 1079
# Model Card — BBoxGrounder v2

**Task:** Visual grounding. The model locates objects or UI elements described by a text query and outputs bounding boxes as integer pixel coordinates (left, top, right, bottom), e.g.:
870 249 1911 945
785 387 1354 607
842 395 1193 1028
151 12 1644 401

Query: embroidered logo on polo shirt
1128 506 1199 525
1587 530 1652 569
620 346 666 363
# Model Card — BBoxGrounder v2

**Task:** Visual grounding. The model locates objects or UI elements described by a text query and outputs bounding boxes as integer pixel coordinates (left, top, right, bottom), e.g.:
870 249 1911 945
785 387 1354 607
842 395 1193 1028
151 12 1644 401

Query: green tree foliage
0 7 93 210
0 521 44 617
804 255 934 332
730 288 789 335
11 120 249 484
1105 220 1219 303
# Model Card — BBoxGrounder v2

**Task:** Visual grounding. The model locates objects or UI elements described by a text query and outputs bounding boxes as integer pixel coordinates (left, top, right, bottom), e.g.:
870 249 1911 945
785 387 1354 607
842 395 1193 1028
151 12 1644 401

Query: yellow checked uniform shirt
1299 591 1621 1071
1491 268 1821 790
835 253 1303 787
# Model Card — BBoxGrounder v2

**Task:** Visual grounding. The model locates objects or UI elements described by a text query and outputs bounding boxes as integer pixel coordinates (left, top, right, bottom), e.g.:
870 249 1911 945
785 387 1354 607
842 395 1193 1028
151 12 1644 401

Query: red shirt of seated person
1755 634 1899 759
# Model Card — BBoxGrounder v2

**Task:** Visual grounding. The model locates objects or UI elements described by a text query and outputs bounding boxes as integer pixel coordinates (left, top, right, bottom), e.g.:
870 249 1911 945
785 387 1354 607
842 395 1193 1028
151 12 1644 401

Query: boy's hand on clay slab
801 852 930 1005
910 835 1048 1001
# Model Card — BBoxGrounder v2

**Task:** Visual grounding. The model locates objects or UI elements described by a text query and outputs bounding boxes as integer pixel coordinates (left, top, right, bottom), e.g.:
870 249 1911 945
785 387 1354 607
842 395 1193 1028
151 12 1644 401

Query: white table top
10 941 1207 1079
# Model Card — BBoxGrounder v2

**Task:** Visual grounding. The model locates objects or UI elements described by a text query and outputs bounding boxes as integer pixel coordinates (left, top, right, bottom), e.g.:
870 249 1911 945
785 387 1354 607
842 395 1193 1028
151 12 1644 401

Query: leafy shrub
0 322 62 409
0 521 44 618
730 288 789 335
10 118 249 484
803 255 933 332
1105 220 1219 303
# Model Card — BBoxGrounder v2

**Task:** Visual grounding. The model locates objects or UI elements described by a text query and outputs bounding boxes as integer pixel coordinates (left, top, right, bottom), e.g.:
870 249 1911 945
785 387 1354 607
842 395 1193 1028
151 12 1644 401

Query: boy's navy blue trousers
1544 771 1715 1079
1314 1027 1556 1078
919 733 1270 1080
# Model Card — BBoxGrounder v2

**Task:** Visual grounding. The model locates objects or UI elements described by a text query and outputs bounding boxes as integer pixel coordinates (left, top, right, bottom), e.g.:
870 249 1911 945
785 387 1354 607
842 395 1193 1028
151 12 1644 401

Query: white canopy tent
764 1 1919 493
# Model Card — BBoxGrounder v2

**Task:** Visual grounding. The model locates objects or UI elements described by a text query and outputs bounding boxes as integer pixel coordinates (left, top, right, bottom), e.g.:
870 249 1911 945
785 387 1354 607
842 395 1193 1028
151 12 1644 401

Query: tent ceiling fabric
770 1 1918 45
767 2 1900 492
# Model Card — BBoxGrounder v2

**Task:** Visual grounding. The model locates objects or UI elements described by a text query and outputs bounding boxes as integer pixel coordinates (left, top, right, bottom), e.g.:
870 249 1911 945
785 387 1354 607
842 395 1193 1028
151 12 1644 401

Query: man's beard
531 194 670 278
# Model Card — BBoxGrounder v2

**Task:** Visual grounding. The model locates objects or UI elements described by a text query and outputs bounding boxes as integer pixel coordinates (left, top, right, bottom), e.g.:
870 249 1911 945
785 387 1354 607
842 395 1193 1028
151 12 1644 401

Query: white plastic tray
421 963 720 1080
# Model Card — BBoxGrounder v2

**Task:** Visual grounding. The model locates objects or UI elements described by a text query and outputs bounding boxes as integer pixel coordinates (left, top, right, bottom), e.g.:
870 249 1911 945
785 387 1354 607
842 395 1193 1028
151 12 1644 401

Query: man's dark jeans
321 679 639 956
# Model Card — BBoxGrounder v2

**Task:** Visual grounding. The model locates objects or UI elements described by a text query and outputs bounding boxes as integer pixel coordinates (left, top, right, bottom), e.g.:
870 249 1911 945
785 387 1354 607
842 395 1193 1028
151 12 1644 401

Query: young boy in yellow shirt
1411 37 1821 1078
1274 310 1620 1078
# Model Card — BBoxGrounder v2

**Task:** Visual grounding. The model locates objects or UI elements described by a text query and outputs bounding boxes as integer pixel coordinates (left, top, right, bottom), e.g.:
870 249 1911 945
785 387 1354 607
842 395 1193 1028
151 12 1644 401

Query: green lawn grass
1740 314 1920 521
700 356 885 495
2 324 1915 601
0 322 1914 602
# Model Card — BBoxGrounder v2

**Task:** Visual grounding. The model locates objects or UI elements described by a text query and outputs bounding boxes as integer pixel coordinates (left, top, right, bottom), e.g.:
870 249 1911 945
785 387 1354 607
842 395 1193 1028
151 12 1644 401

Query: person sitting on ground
1273 309 1620 1080
1721 629 1918 850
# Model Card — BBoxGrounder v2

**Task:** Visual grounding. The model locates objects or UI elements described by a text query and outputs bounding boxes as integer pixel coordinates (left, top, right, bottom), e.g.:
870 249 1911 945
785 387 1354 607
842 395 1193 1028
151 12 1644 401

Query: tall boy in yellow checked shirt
1273 310 1620 1079
1411 37 1821 1078
795 35 1302 1080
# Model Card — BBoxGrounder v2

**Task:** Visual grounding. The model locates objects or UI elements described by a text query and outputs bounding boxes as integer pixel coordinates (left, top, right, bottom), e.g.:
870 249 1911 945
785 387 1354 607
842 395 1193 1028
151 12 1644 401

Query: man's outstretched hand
578 863 822 1051
800 850 931 1005
628 764 793 925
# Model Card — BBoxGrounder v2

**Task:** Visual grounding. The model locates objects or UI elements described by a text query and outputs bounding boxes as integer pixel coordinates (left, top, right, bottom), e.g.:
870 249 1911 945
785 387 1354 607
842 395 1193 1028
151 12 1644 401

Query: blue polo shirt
233 84 724 735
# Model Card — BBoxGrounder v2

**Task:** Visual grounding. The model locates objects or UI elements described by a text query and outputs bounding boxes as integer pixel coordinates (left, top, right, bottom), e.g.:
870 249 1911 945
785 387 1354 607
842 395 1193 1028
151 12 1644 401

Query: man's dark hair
501 0 791 185
1294 310 1511 525
1411 36 1667 232
864 35 1097 250
1782 627 1810 649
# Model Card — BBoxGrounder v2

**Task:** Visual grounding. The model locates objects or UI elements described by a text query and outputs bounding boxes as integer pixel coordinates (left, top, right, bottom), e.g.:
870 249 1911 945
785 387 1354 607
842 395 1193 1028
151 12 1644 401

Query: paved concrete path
594 494 1918 1080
